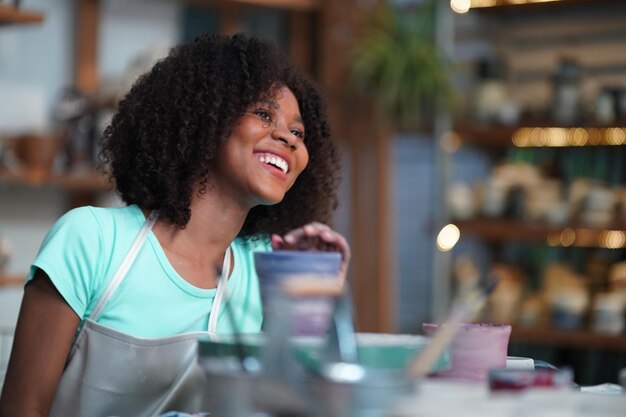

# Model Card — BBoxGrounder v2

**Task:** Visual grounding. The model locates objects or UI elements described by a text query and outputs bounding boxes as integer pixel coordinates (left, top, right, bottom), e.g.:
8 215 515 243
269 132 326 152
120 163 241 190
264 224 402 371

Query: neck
162 199 247 255
150 188 250 285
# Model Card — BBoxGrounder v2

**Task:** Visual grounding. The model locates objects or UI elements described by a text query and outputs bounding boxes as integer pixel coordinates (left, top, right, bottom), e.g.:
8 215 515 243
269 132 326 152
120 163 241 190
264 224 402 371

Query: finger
285 223 331 244
319 229 342 243
271 234 286 250
302 222 332 235
315 229 348 254
283 228 304 245
297 236 322 251
332 236 351 264
324 233 350 280
282 224 349 257
284 230 310 245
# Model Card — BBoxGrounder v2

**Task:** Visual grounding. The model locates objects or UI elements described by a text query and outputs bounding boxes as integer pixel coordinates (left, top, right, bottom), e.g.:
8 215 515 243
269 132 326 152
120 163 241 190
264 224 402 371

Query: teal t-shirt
28 205 270 338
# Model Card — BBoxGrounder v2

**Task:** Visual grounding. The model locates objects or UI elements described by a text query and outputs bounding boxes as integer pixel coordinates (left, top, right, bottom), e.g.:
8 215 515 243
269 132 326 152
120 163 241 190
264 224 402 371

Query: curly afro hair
100 33 340 238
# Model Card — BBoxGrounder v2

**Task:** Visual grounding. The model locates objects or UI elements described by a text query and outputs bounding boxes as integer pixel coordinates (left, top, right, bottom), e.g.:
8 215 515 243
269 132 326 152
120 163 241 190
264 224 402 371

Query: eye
252 109 272 122
290 128 305 140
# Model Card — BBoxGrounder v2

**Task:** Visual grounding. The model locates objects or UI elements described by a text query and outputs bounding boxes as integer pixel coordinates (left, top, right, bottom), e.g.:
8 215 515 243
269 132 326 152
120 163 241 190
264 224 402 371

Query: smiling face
211 85 309 208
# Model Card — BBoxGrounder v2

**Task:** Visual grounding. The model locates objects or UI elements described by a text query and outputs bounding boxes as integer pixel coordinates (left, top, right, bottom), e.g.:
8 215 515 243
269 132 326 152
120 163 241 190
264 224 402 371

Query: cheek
230 118 266 141
297 149 309 175
287 150 308 192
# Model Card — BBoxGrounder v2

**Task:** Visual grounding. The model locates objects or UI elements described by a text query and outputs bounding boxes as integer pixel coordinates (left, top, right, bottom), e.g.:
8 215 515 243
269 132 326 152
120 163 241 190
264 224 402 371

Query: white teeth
258 153 288 174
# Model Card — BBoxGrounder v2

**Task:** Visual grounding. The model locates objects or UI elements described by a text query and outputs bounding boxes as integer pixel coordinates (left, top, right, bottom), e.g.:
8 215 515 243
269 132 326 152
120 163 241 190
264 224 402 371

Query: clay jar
11 133 61 182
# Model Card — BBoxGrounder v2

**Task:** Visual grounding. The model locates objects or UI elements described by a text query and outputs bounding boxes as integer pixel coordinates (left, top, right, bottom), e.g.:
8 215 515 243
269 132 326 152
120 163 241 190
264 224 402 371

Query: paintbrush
407 278 499 379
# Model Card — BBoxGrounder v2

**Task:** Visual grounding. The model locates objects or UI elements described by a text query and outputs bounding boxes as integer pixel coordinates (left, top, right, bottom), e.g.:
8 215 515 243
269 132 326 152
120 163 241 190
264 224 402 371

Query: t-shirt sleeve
28 206 105 319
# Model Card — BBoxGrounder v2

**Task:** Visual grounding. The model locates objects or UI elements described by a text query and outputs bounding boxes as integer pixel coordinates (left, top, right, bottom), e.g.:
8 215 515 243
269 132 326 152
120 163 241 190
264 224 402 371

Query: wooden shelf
198 0 319 11
511 326 626 352
455 218 626 248
456 123 626 149
469 0 612 13
225 0 318 10
0 274 25 287
0 169 113 192
455 124 517 149
0 5 44 25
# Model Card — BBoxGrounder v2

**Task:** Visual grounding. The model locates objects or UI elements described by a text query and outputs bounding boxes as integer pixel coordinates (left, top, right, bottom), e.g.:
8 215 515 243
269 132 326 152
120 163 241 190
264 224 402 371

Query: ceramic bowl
422 322 511 381
198 332 451 373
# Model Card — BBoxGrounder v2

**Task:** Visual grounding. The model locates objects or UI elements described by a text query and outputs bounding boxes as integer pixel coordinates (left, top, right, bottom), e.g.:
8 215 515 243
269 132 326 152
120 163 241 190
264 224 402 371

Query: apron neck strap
90 210 159 321
207 247 232 336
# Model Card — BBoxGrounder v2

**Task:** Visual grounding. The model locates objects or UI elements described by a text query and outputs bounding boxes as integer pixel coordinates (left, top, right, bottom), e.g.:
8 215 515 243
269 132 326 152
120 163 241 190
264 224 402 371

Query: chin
263 196 285 206
251 184 291 206
255 193 286 206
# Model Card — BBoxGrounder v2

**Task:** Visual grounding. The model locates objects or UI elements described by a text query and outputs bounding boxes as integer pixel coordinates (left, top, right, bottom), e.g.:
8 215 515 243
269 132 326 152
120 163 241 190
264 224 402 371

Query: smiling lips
256 152 289 175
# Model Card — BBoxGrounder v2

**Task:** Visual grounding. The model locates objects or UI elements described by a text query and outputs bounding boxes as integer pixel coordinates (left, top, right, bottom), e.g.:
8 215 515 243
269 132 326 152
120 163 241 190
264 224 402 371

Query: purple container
254 250 342 336
423 322 512 382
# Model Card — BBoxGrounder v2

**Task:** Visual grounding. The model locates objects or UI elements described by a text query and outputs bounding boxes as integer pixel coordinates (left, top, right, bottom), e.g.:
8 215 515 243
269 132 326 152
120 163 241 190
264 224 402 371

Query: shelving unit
0 169 112 192
453 124 626 359
446 0 626 384
453 123 626 378
0 5 44 25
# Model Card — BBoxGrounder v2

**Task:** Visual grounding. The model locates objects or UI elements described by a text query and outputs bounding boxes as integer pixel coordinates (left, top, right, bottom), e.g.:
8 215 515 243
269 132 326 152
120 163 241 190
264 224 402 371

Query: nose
271 125 297 150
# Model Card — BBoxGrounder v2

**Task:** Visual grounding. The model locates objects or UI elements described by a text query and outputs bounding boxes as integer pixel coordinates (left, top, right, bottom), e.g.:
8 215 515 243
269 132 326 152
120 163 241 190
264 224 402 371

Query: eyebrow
259 99 304 125
260 99 279 110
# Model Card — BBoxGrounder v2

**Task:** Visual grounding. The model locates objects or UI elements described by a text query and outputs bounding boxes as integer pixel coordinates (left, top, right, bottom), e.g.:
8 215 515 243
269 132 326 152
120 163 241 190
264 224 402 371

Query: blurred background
1 0 626 386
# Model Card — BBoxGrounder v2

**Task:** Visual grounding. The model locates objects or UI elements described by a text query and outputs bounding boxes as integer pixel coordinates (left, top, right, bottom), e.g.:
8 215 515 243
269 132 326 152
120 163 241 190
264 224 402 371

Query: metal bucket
198 357 261 417
200 361 310 417
308 363 416 417
303 290 417 417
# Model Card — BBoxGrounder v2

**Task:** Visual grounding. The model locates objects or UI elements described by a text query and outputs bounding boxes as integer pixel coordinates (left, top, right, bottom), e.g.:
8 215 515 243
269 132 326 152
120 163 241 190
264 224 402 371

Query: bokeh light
437 224 461 252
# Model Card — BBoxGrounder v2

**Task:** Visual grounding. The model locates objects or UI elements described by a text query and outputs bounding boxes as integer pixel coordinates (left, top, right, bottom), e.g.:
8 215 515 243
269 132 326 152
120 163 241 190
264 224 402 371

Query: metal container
309 363 416 417
198 357 261 417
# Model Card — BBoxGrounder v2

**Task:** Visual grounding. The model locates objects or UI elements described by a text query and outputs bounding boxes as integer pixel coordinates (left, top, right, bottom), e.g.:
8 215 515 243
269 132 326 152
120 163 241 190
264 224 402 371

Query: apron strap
90 210 159 322
207 247 232 336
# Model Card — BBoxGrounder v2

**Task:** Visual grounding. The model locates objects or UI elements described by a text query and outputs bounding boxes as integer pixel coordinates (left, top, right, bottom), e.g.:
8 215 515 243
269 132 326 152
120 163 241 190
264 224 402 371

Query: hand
271 222 351 282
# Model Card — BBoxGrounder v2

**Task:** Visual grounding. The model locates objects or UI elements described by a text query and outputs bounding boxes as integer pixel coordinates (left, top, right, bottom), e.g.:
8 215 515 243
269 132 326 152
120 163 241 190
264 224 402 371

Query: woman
0 33 349 417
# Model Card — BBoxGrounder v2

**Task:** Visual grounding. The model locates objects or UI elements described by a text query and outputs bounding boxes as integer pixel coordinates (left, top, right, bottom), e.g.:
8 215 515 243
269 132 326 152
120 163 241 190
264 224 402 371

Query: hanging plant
351 0 457 131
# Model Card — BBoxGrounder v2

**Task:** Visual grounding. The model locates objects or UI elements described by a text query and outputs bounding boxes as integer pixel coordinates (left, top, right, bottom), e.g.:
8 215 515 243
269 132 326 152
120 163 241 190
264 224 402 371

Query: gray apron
49 211 231 417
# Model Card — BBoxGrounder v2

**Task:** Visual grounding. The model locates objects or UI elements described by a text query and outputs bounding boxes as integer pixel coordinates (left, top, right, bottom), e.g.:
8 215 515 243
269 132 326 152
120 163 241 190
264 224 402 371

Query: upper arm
0 270 80 417
28 206 106 320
